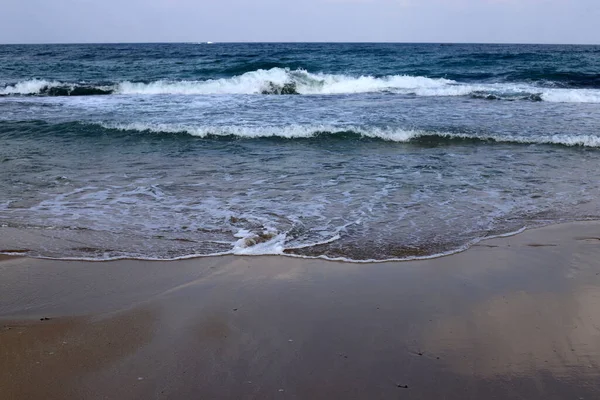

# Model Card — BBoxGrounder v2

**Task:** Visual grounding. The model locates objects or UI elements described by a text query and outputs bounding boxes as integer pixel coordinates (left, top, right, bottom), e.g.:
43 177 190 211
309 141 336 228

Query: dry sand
2 221 600 399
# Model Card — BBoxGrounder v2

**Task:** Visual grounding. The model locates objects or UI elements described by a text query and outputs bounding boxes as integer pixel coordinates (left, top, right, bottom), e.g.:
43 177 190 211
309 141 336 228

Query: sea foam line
0 225 530 263
100 122 600 148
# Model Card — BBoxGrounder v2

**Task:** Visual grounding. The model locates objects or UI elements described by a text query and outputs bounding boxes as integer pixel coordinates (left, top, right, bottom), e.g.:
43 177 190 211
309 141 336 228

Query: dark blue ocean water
1 43 600 260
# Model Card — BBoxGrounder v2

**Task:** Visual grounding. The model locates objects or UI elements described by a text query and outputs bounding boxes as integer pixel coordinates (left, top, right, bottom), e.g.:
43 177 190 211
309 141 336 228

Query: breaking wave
3 68 600 103
101 122 600 148
0 80 112 96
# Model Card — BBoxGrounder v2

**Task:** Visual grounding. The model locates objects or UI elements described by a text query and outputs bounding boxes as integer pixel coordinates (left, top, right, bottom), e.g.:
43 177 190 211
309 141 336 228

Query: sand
2 221 600 399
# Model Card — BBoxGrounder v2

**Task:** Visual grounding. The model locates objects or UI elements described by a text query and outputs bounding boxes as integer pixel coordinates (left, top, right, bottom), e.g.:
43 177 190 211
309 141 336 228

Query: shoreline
0 219 591 264
3 220 600 399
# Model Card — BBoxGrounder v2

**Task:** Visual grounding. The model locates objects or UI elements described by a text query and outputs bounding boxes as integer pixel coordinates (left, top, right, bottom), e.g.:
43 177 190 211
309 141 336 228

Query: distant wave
3 68 600 103
100 122 600 148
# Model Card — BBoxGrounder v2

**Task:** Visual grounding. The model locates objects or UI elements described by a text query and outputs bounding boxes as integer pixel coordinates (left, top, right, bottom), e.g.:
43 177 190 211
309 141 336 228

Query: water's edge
3 218 596 264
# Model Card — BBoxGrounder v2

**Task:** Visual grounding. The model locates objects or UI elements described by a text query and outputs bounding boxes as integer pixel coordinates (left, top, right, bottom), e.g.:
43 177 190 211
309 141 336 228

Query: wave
3 69 600 103
101 122 600 148
115 69 457 96
0 79 112 96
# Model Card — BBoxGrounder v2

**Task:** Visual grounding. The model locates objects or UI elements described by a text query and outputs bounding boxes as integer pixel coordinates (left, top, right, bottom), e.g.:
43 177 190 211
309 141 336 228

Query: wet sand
2 221 600 399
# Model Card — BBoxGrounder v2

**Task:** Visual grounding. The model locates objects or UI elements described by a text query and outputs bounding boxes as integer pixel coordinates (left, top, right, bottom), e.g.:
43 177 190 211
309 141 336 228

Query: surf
42 121 600 148
3 68 600 103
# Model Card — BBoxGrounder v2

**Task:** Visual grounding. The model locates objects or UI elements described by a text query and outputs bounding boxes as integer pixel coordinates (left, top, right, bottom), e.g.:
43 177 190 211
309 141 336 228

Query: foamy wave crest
115 68 454 95
100 122 600 147
0 79 112 96
113 68 600 101
3 69 600 102
1 71 449 96
101 122 419 140
0 79 62 95
540 90 600 103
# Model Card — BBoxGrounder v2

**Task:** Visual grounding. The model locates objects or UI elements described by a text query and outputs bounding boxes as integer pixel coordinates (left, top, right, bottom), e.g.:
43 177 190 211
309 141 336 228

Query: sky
1 0 599 44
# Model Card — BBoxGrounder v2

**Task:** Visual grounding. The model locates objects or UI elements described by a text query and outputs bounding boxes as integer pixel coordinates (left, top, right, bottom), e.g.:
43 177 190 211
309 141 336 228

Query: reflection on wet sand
424 287 600 378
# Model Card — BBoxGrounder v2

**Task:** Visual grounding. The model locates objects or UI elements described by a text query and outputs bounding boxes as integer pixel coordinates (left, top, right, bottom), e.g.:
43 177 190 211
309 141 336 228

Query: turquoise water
1 43 600 260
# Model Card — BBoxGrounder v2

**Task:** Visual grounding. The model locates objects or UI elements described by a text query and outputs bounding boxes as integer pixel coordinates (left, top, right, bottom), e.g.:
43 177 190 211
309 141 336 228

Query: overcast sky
1 0 598 44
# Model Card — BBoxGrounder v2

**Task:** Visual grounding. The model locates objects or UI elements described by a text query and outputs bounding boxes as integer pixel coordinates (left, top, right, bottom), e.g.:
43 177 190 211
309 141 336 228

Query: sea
1 43 600 261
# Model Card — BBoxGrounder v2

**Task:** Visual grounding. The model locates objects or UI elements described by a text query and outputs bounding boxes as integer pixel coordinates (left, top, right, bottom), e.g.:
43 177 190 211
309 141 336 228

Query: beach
3 220 600 399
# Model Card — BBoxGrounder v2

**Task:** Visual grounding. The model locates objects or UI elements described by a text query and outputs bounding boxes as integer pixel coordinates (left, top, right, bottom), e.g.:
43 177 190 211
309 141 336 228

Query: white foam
0 79 62 95
99 122 600 148
232 228 287 255
113 68 454 95
102 122 423 140
108 69 600 102
117 69 287 95
541 89 600 103
3 70 600 102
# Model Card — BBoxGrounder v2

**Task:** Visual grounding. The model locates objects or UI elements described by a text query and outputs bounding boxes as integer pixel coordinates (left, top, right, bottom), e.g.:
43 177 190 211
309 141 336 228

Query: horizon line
1 41 599 46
